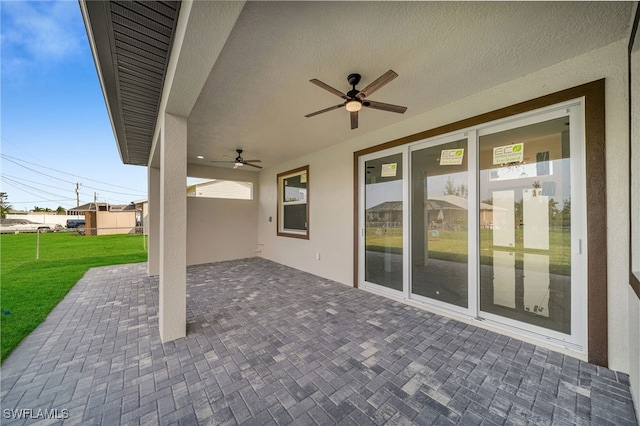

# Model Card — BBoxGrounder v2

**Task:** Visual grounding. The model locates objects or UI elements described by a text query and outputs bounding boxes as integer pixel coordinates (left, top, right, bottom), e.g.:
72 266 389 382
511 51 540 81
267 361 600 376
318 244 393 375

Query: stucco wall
186 164 259 266
95 211 136 235
257 39 638 399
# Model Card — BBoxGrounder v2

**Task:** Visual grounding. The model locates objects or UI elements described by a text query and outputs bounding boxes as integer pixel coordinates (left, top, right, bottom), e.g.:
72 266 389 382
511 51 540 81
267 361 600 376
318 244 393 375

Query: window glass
479 117 572 333
277 166 309 238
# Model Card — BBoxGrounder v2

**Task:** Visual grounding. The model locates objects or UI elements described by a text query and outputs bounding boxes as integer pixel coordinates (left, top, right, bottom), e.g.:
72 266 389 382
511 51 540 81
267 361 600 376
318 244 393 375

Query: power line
7 199 73 204
1 180 75 204
1 154 146 197
1 153 146 192
2 155 76 185
1 173 75 192
1 175 74 200
0 136 44 162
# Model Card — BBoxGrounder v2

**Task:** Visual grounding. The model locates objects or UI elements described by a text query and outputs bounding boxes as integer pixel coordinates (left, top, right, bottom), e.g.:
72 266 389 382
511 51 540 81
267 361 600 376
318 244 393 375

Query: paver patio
1 258 637 425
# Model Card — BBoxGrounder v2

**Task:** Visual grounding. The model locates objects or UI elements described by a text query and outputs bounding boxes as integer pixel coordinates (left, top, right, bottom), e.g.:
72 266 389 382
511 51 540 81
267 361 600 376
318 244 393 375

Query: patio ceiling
83 2 634 170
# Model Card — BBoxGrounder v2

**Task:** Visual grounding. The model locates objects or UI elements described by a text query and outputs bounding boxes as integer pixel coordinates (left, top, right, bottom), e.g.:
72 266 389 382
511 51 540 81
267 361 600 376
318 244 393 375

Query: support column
147 165 160 276
159 113 187 342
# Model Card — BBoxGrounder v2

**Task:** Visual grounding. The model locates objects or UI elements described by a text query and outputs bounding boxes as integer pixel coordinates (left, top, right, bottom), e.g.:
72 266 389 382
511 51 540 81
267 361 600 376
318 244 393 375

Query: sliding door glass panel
479 117 571 333
364 153 403 291
411 139 468 307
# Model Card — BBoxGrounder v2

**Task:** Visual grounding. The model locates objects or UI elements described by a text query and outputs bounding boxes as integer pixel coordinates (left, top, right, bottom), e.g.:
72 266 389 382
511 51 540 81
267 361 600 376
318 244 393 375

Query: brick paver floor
1 258 637 425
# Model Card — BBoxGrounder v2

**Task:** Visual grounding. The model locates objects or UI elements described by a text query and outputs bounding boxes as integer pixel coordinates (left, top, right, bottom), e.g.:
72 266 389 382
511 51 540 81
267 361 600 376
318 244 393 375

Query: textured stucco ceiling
184 1 632 171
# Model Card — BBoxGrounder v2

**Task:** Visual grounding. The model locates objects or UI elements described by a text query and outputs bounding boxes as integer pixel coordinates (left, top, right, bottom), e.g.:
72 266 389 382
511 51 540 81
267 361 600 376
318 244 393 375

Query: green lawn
366 227 571 274
0 232 147 363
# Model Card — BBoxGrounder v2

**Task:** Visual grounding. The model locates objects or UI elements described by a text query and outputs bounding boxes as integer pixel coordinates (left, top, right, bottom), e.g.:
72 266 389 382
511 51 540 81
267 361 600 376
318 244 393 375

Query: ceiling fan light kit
305 70 407 129
345 99 362 112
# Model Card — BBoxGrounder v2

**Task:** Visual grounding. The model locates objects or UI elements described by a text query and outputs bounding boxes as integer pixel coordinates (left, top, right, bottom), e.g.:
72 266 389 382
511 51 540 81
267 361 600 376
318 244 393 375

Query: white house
81 1 640 417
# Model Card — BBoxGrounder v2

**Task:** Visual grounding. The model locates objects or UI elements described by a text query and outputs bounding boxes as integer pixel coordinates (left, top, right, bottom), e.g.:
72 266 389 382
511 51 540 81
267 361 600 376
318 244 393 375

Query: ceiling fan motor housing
347 73 361 88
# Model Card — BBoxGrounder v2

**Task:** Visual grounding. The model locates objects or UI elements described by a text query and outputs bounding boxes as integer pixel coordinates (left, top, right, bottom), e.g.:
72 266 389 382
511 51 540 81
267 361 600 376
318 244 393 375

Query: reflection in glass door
479 116 572 334
411 139 468 308
364 153 403 292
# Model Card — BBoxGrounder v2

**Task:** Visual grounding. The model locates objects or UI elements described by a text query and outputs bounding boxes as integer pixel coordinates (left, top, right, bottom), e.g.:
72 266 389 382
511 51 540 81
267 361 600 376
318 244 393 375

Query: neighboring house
67 202 110 214
366 201 402 225
80 1 640 418
69 202 140 235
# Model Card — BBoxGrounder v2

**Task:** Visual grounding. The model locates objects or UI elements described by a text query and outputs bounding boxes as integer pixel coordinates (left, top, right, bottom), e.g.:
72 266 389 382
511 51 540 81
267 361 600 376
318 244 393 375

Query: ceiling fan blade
243 159 262 163
310 79 348 99
305 103 344 118
350 111 358 130
243 162 263 169
364 100 407 114
358 70 398 98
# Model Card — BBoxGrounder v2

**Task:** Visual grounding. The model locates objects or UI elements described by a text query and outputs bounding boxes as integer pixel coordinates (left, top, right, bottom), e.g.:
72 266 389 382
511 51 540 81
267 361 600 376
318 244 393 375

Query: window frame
277 165 310 239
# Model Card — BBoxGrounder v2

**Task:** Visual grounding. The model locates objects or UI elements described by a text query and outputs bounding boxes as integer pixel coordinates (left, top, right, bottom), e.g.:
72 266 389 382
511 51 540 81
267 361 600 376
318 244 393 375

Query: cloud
1 1 85 78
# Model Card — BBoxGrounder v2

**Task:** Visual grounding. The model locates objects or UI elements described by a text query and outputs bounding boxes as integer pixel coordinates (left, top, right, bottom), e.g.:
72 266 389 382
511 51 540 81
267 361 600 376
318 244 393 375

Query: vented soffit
81 1 181 166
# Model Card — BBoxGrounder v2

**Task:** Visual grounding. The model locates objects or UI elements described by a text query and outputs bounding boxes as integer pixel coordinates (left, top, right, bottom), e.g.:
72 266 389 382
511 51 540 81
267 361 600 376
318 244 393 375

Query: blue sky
1 1 147 211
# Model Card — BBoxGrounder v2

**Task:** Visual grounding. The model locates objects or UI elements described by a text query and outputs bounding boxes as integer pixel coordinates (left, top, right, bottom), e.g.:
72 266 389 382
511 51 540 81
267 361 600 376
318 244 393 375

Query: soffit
82 1 180 166
187 1 632 170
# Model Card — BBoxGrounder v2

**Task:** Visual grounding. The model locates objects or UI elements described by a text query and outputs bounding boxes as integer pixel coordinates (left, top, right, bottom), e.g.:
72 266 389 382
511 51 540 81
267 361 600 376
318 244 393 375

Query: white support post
147 166 160 276
159 113 187 342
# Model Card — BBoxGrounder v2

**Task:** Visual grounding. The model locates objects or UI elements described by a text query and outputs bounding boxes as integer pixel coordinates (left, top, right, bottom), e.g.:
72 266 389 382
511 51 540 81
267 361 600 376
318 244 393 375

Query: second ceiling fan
305 70 407 130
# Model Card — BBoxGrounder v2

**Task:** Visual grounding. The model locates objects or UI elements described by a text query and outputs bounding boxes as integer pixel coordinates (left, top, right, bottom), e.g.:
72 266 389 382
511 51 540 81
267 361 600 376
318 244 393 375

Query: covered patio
1 259 636 425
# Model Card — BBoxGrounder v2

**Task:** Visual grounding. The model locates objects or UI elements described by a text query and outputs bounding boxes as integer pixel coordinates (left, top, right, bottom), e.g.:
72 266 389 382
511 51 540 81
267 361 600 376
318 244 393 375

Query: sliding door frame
353 80 607 366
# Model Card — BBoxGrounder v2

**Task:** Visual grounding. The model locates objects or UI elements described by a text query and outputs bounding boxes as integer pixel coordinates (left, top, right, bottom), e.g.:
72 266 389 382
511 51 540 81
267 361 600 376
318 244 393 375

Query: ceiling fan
211 149 262 169
305 70 407 130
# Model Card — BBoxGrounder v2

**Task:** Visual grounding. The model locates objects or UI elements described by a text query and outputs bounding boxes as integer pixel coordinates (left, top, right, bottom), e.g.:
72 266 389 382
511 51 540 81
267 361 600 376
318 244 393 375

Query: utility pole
75 183 82 207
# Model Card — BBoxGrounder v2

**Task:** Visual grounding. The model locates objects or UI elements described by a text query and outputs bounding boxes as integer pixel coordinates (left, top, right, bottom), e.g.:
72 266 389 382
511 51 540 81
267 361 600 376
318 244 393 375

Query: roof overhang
79 1 181 166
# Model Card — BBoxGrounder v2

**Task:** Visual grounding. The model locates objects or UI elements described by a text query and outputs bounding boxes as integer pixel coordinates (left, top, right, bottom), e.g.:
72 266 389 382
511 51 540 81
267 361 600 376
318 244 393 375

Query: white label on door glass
440 148 464 165
493 143 524 165
381 163 397 177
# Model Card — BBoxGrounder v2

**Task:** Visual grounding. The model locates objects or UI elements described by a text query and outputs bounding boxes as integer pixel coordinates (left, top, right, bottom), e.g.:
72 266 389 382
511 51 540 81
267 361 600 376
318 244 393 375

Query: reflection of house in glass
366 201 402 227
425 195 495 231
366 195 498 231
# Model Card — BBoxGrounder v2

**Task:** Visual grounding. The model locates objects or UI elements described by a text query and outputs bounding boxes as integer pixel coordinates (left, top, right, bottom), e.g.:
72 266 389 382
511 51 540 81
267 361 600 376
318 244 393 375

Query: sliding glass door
358 100 586 349
361 150 405 293
477 110 585 342
410 136 470 310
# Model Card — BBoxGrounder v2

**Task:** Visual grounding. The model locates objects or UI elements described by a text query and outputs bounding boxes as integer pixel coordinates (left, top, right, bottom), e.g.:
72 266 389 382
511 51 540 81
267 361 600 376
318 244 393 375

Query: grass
0 232 147 363
366 227 571 273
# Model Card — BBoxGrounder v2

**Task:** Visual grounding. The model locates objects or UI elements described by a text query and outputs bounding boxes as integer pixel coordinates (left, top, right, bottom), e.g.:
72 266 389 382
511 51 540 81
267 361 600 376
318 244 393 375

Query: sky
1 1 148 212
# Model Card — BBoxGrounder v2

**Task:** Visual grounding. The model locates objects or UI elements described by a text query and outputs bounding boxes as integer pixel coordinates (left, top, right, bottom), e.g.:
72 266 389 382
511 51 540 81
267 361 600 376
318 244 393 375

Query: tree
442 177 468 198
32 206 52 212
0 192 10 219
56 206 66 214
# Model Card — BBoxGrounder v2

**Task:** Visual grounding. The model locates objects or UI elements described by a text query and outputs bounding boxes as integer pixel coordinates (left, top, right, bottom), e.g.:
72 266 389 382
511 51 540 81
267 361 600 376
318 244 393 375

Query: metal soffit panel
105 1 179 165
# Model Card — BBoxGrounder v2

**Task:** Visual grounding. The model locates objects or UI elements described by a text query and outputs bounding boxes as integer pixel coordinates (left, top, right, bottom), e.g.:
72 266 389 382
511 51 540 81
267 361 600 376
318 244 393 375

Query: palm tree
0 192 10 219
0 203 12 219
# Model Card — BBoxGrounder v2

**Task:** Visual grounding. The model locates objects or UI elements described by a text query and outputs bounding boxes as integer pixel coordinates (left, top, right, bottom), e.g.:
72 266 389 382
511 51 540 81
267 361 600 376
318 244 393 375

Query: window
187 178 253 200
277 166 309 239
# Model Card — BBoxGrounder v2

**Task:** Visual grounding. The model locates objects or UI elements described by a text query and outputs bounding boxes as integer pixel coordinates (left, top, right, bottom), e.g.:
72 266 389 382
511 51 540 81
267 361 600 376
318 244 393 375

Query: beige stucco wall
186 164 259 266
95 211 137 235
257 39 639 412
